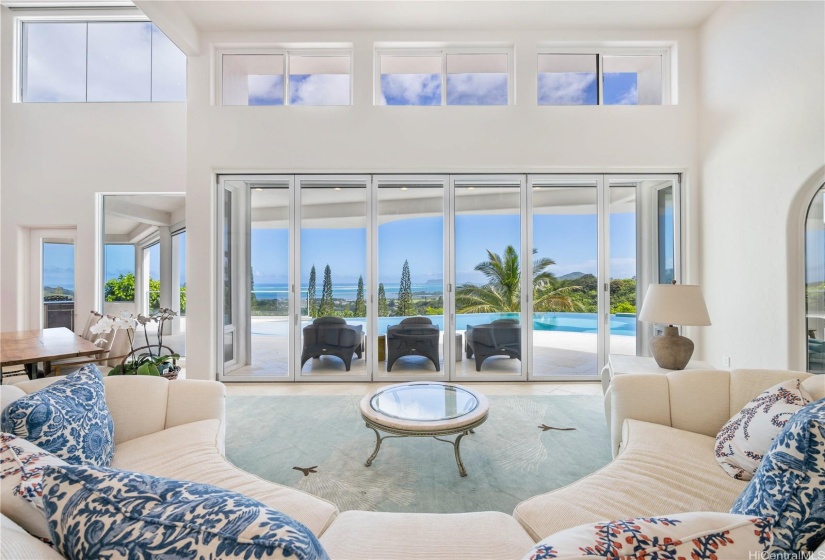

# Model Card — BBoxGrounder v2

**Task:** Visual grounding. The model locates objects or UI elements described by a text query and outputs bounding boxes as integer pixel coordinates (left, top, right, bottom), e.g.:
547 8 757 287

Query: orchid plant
92 309 180 376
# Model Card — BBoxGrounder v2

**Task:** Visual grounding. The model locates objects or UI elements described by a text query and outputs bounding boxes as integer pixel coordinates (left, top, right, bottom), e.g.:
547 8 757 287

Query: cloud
289 74 350 106
86 22 153 102
615 84 638 105
538 72 596 105
24 22 87 102
446 73 507 105
248 75 284 105
380 74 441 105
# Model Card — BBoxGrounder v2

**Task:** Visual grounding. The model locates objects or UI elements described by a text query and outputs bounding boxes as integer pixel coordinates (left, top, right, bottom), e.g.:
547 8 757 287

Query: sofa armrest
609 373 672 457
165 380 227 454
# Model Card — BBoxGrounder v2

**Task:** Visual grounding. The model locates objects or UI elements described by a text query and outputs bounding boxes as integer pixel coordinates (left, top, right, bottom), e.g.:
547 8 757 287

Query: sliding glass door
374 176 448 380
220 177 295 380
528 176 603 379
297 176 371 381
452 176 526 380
217 173 680 382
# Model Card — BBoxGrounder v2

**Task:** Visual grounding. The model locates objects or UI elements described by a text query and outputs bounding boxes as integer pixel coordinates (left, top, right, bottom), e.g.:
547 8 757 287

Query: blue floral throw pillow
0 365 114 467
731 398 825 553
41 464 329 560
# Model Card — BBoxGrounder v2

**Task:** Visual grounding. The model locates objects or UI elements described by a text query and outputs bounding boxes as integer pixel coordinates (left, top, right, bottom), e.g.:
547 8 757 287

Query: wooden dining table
0 327 103 379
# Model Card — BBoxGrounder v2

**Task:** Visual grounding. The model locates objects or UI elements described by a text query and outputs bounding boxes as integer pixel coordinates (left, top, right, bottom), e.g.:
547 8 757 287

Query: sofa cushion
111 419 338 536
0 513 62 560
513 420 748 541
1 433 68 540
521 512 772 560
1 365 114 467
41 464 329 560
715 379 811 480
320 511 535 560
731 398 825 553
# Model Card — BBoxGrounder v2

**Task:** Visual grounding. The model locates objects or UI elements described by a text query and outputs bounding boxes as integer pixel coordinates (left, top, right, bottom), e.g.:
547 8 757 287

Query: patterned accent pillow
731 397 825 553
715 379 811 480
41 464 330 560
521 512 772 560
1 365 114 467
0 433 67 540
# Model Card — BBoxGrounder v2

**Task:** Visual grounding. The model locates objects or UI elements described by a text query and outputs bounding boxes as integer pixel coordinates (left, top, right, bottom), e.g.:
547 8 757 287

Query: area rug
226 394 611 514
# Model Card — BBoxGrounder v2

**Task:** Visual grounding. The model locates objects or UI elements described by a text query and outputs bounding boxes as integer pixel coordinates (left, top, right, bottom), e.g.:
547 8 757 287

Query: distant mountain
424 279 443 285
558 272 586 281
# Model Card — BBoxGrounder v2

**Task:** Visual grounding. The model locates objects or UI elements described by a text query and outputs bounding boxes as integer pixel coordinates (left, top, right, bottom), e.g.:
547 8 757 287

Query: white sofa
2 369 824 559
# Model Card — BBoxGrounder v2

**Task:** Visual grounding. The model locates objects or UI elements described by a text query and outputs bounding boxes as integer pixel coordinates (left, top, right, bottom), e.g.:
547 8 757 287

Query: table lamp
638 281 711 370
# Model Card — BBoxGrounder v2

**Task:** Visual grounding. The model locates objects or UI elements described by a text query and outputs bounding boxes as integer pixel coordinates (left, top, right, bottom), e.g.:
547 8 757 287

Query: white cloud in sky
537 73 596 105
381 74 441 105
23 22 185 102
446 73 507 105
87 22 152 102
615 84 638 105
248 75 284 104
24 23 87 102
290 74 350 106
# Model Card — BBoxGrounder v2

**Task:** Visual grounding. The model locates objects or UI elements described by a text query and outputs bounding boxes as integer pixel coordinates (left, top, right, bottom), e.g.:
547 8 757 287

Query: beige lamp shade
638 284 711 327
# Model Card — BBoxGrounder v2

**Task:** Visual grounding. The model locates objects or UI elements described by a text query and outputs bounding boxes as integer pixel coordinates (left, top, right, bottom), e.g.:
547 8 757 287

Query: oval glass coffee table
359 382 489 477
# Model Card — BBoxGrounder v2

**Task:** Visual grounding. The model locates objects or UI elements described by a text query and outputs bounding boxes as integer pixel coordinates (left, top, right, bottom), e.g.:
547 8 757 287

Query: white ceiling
135 1 722 34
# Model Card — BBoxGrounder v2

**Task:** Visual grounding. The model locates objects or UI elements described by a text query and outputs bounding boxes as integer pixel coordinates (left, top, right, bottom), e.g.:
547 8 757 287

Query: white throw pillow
715 379 811 480
0 433 67 540
521 512 772 559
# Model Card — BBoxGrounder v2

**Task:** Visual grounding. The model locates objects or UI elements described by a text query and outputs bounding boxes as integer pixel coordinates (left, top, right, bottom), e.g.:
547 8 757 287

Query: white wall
184 28 702 380
0 7 187 333
697 1 825 370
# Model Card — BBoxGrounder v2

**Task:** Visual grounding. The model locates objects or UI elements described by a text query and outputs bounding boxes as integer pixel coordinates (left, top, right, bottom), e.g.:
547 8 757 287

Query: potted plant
95 309 181 379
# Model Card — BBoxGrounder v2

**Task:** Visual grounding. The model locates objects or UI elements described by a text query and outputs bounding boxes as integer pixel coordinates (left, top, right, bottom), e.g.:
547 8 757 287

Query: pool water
251 312 636 337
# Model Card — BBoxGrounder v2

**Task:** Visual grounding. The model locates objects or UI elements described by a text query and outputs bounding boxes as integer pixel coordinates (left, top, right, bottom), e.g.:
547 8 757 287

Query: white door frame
28 228 77 331
450 174 528 382
526 175 604 381
372 174 451 383
295 174 373 382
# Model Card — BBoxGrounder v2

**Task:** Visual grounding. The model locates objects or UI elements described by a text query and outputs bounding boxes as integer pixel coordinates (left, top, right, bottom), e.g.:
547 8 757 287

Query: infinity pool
251 312 636 336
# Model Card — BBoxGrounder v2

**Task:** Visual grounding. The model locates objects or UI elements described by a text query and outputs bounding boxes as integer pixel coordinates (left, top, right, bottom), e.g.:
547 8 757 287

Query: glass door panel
608 184 638 358
219 177 294 381
244 184 292 378
298 177 369 379
530 179 600 378
42 240 76 330
453 177 525 380
376 178 447 379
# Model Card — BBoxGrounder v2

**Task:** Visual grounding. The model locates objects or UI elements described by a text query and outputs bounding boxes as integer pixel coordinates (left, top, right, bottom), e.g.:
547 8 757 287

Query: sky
102 233 187 284
42 243 75 291
23 22 185 102
247 211 638 290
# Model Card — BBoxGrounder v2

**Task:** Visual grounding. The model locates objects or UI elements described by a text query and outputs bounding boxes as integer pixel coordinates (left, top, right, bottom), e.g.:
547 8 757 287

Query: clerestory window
377 48 512 106
537 48 670 106
20 20 186 103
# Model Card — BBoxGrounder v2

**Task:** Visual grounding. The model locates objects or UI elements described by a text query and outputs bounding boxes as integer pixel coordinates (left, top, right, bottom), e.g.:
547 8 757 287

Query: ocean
253 282 442 300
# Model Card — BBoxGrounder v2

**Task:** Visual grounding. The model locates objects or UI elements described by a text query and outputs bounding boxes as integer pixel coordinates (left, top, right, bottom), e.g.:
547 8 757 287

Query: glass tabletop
370 383 479 422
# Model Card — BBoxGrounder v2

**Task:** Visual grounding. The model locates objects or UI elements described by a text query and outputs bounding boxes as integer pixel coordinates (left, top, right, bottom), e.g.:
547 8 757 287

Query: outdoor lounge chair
386 316 441 372
465 318 521 372
300 316 363 372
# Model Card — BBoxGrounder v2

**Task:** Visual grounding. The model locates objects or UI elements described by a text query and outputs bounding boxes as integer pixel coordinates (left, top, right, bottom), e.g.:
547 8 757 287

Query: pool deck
225 318 635 379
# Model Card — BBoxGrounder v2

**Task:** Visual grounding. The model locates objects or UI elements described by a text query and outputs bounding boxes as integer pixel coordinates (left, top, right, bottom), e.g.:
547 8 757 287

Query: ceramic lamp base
649 325 694 370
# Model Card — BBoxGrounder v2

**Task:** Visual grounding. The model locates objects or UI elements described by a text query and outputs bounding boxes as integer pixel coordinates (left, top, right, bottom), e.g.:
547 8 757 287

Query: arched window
805 184 825 373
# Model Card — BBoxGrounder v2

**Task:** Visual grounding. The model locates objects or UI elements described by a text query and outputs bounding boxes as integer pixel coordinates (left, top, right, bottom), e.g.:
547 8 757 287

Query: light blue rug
226 394 611 514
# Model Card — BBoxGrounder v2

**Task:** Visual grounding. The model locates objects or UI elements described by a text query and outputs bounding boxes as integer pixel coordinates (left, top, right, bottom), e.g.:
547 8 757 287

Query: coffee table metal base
362 416 486 477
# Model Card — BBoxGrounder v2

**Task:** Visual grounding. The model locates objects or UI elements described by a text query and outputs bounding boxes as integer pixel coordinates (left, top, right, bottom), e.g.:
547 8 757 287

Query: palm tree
456 245 582 313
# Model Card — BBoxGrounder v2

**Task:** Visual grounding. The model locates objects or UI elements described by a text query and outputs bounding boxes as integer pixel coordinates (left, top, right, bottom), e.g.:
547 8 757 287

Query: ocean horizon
253 282 442 300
